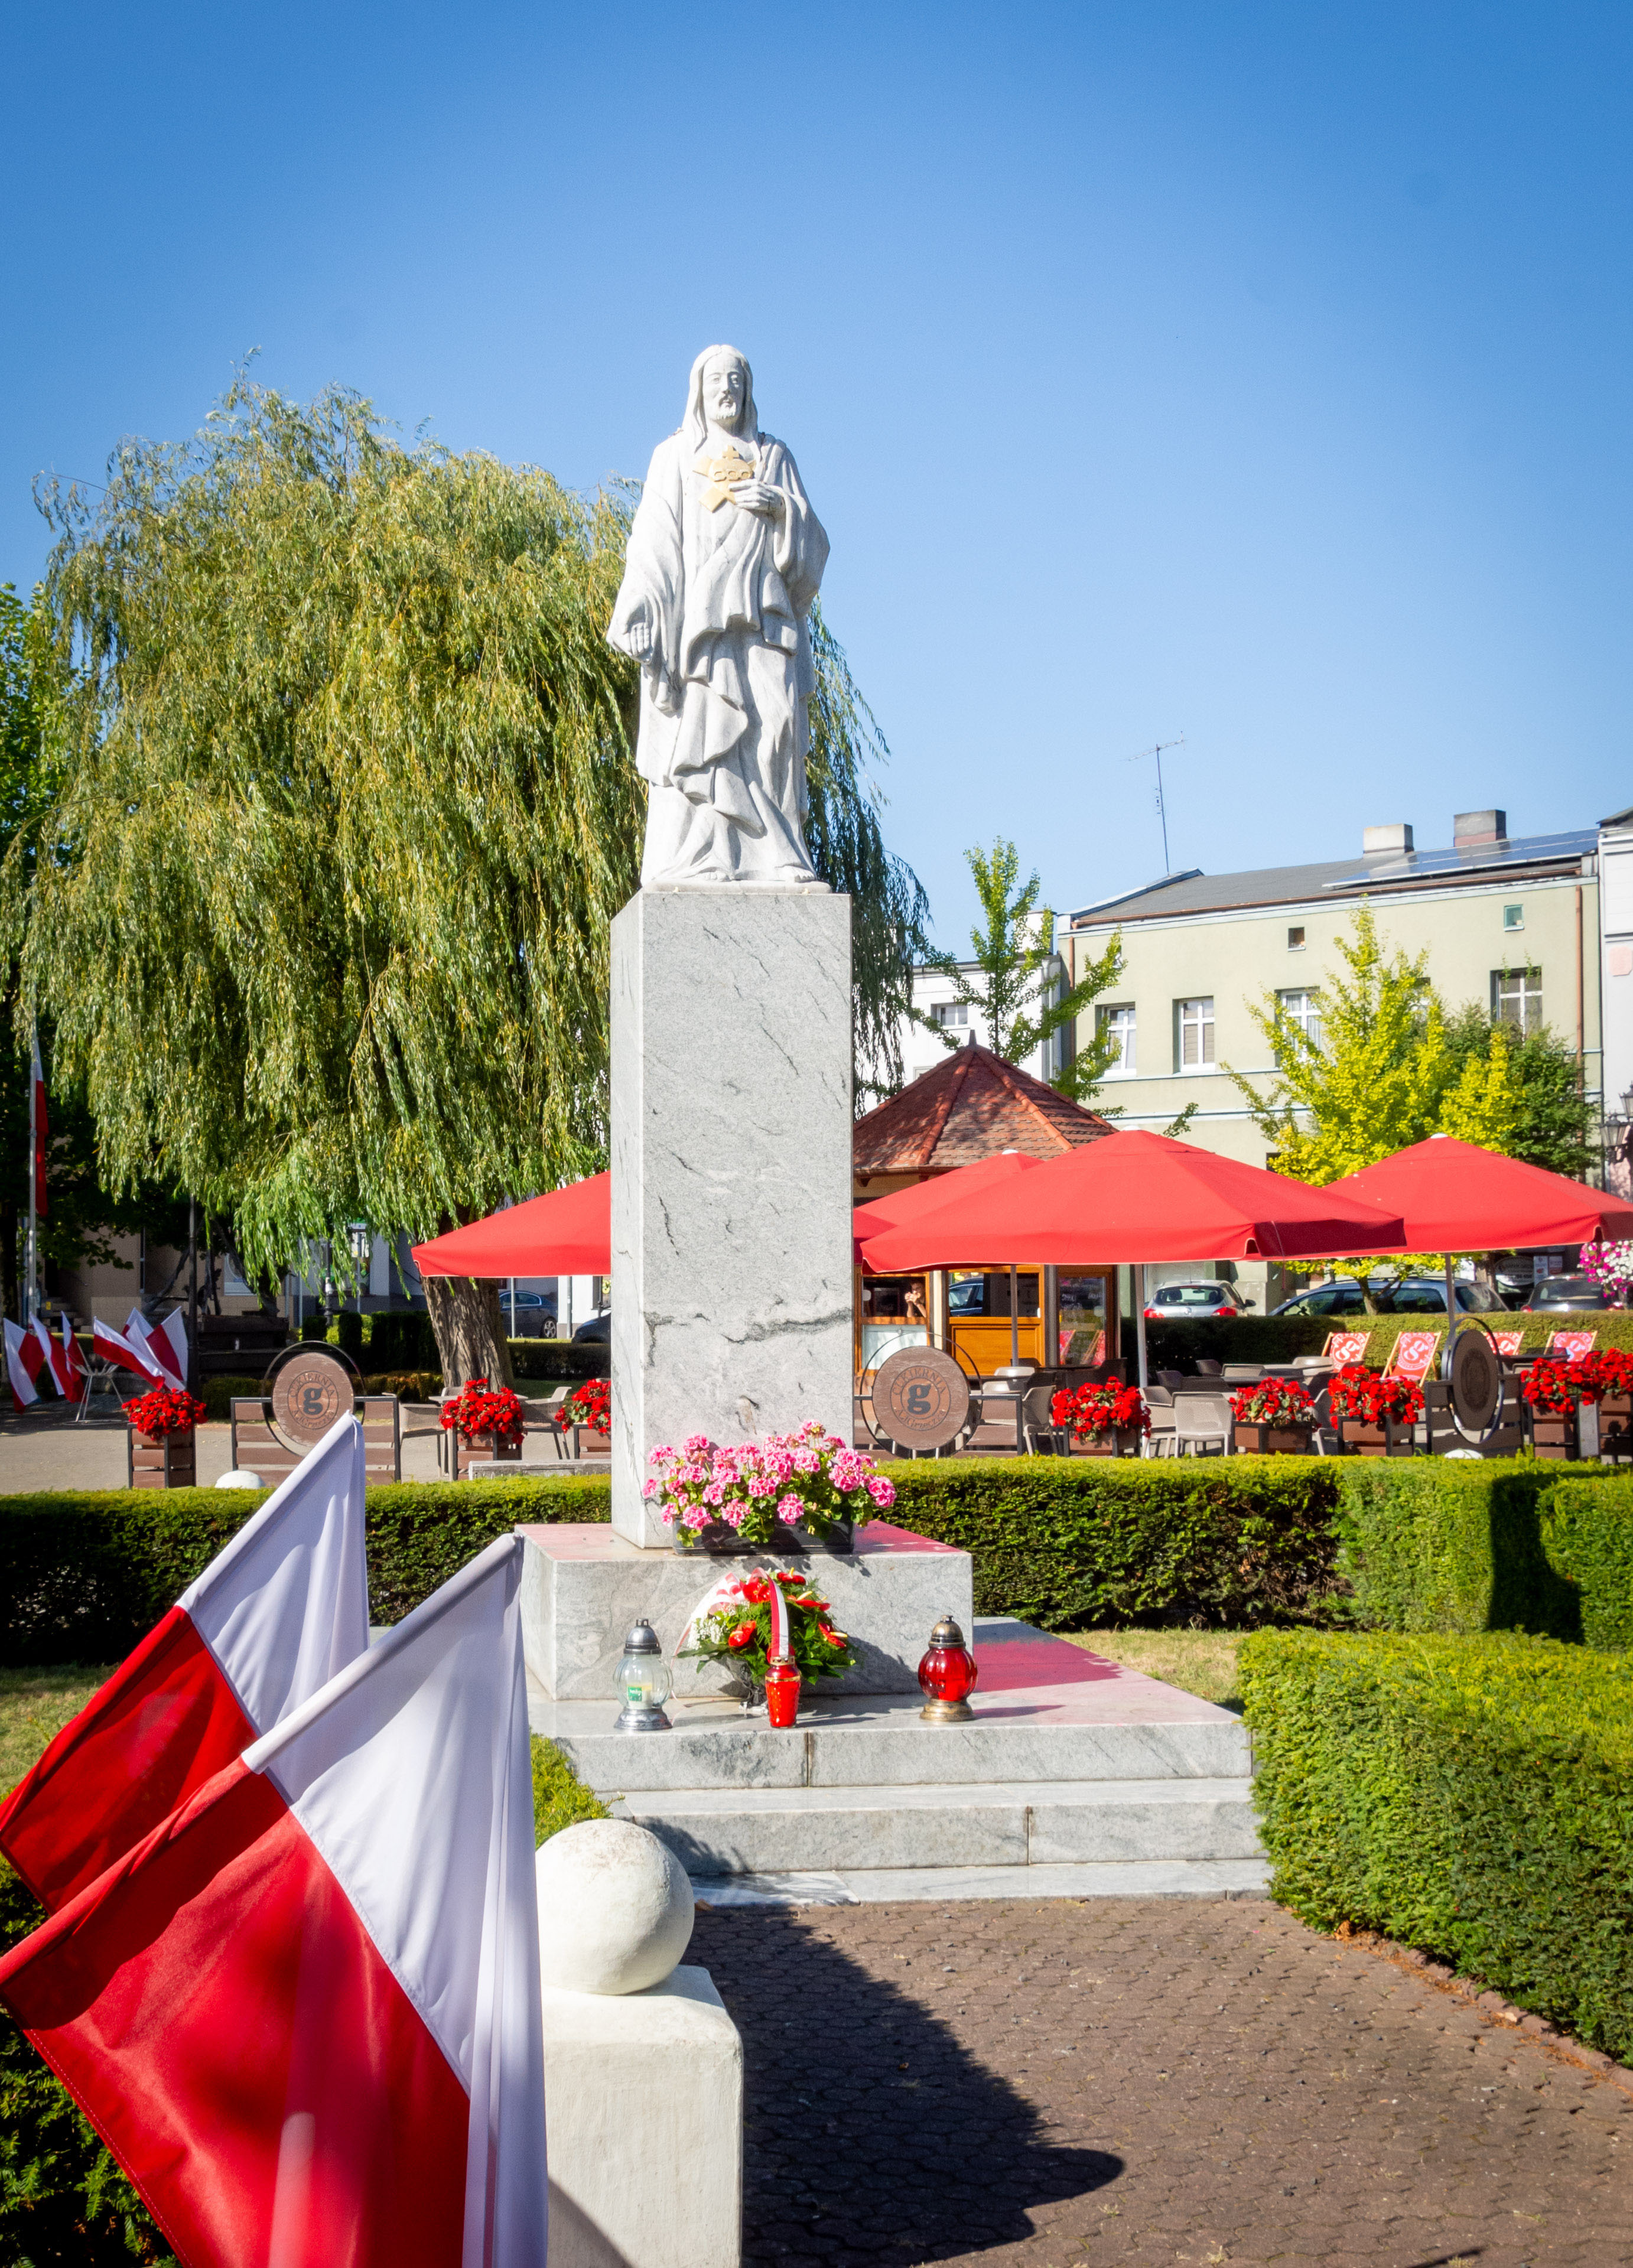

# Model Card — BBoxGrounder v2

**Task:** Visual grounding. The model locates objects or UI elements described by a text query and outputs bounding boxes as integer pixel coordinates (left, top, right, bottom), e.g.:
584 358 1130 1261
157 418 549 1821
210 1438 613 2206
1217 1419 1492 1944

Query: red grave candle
918 1613 978 1722
764 1654 801 1729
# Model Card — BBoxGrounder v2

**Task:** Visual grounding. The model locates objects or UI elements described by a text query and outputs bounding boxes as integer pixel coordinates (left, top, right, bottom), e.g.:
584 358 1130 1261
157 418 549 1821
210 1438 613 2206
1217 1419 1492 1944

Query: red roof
853 1042 1114 1178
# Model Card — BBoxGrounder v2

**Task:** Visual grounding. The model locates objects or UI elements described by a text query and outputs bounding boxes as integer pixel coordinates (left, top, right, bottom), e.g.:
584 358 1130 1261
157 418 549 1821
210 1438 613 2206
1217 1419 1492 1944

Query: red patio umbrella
411 1173 611 1279
856 1130 1406 1389
853 1150 1049 1258
1327 1137 1633 1254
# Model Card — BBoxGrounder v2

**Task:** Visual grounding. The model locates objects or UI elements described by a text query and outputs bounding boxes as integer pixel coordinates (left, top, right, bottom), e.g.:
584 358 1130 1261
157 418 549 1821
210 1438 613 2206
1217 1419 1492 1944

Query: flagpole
25 1025 38 1324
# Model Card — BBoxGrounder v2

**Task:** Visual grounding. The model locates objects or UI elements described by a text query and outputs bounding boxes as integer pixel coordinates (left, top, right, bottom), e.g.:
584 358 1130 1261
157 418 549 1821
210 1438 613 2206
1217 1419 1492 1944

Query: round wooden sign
264 1346 357 1449
873 1345 971 1452
1450 1327 1501 1437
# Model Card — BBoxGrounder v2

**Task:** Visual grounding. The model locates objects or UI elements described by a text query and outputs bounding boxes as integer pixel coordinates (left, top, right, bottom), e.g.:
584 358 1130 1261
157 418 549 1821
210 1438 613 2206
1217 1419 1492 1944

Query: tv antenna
1130 736 1185 873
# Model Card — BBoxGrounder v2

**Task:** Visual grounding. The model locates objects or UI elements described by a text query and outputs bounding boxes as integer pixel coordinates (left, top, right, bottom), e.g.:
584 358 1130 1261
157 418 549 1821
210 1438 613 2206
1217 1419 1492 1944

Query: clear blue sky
4 2 1631 945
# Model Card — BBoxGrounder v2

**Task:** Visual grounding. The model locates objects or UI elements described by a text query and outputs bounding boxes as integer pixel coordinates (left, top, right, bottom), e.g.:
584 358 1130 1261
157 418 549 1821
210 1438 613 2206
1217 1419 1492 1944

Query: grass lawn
1061 1628 1244 1709
0 1665 111 1792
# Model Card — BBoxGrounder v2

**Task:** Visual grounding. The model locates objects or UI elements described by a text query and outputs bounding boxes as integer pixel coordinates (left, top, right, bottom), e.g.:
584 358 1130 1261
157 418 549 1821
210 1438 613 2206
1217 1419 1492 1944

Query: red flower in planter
1326 1366 1423 1426
1573 1349 1633 1403
1050 1382 1150 1440
1227 1375 1318 1427
440 1378 526 1447
123 1387 207 1437
1521 1359 1580 1417
560 1377 610 1431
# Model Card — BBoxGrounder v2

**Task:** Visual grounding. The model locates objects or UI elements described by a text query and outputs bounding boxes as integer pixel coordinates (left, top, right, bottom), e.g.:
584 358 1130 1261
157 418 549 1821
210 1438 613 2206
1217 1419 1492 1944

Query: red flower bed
1326 1365 1424 1426
123 1386 207 1436
1227 1375 1318 1427
440 1378 526 1447
1049 1381 1150 1440
1520 1359 1582 1418
560 1377 610 1432
1572 1349 1633 1403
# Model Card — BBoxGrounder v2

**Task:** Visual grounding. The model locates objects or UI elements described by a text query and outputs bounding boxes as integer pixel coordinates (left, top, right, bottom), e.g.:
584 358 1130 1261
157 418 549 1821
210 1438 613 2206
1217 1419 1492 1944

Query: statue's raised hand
730 479 785 518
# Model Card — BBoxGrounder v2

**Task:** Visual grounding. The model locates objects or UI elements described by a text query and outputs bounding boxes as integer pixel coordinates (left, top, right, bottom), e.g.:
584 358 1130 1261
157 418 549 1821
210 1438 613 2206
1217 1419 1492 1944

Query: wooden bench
230 1396 401 1483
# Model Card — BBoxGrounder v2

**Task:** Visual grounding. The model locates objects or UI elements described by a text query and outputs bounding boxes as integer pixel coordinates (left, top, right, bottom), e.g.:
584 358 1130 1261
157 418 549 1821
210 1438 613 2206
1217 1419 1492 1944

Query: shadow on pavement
692 1906 1121 2266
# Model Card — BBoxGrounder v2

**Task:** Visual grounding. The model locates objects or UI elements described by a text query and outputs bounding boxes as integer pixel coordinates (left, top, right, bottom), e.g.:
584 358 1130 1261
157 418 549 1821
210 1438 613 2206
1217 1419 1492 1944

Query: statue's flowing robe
609 430 829 885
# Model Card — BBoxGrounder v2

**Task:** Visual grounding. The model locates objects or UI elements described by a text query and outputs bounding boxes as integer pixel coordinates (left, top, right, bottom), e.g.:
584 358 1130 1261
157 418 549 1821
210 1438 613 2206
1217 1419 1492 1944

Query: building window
1287 925 1306 950
931 1001 968 1029
1492 967 1543 1034
1176 997 1215 1069
1097 1003 1136 1074
1504 903 1525 932
1277 988 1322 1049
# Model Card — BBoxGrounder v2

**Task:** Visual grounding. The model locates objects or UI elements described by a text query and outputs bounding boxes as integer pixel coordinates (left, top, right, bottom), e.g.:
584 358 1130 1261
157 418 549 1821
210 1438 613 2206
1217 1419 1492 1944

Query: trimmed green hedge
1146 1306 1628 1372
0 1479 613 1666
1240 1629 1633 2061
1333 1459 1628 1641
509 1340 608 1382
1541 1478 1633 1650
876 1456 1344 1629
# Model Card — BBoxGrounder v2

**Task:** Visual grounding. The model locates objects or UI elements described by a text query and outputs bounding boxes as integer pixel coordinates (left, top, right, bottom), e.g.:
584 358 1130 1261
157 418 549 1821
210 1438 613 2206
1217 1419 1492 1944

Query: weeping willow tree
8 378 926 1381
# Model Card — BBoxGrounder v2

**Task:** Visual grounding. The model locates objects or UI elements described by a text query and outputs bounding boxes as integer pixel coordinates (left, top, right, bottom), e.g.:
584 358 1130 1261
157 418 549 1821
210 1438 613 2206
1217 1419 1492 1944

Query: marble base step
611 1776 1260 1876
691 1859 1271 1905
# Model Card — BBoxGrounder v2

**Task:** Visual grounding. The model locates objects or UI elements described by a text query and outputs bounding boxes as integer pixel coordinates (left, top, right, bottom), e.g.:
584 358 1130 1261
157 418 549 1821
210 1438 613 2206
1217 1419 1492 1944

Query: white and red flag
0 1533 546 2268
91 1316 165 1385
41 1314 89 1401
3 1318 44 1407
28 1317 63 1397
0 1413 368 1911
125 1307 188 1389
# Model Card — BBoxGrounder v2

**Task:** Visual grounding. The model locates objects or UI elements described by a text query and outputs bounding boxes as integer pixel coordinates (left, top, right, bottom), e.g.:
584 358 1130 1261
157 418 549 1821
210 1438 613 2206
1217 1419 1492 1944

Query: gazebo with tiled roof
853 1039 1114 1195
851 1042 1119 1376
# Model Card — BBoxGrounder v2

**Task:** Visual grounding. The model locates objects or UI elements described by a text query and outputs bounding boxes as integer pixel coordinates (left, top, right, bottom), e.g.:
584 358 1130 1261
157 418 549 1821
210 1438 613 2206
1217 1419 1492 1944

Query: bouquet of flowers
1578 1241 1633 1305
559 1377 610 1433
1227 1375 1318 1427
679 1567 857 1689
646 1420 896 1548
440 1378 526 1447
1570 1348 1633 1403
1326 1365 1424 1426
1520 1359 1582 1417
1049 1380 1150 1441
123 1386 207 1437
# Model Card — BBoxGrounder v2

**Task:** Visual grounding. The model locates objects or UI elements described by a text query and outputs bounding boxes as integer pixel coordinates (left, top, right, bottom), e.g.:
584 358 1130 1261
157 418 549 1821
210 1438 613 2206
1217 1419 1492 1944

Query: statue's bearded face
704 356 748 430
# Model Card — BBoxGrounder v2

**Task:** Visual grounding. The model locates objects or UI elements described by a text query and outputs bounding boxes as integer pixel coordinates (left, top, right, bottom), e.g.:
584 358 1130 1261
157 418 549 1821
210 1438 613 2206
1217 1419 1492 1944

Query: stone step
690 1858 1273 1905
610 1776 1261 1876
544 1703 1250 1793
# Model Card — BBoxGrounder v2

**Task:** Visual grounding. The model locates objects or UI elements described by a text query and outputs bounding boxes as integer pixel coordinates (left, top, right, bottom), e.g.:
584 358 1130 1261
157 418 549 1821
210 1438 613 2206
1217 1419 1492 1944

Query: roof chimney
1362 823 1413 856
1454 809 1507 847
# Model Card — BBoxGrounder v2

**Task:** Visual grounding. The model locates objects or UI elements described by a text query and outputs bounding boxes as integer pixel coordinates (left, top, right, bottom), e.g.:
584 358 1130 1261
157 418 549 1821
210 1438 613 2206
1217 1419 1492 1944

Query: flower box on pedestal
455 1434 523 1478
1598 1391 1632 1459
1070 1429 1143 1457
1530 1413 1579 1460
1338 1417 1414 1458
673 1512 855 1558
128 1429 197 1490
1233 1423 1315 1456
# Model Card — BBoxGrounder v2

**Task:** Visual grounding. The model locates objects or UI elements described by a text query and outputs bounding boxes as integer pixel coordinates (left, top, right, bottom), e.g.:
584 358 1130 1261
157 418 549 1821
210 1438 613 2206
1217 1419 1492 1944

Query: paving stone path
692 1895 1632 2268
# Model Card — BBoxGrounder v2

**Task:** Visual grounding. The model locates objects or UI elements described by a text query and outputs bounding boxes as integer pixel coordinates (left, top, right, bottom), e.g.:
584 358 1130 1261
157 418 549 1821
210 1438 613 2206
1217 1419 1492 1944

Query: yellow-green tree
1227 906 1525 1286
5 379 927 1381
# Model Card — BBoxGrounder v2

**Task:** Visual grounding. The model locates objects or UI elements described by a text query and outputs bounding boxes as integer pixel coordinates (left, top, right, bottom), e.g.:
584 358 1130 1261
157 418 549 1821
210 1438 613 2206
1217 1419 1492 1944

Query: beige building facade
1065 808 1605 1307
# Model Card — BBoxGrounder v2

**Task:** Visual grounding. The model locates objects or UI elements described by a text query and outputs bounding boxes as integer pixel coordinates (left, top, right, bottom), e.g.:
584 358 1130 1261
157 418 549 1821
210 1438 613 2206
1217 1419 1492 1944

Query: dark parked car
1142 1282 1252 1320
571 1311 611 1345
1270 1275 1504 1318
1523 1274 1607 1313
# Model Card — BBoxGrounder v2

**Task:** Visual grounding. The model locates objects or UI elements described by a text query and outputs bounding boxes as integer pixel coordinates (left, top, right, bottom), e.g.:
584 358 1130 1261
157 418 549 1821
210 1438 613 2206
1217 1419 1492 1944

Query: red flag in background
30 1030 47 1218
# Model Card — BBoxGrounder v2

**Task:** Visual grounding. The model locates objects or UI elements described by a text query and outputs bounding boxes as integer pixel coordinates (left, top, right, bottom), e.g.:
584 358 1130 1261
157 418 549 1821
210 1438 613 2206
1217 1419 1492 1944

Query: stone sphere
214 1470 264 1489
535 1820 694 1995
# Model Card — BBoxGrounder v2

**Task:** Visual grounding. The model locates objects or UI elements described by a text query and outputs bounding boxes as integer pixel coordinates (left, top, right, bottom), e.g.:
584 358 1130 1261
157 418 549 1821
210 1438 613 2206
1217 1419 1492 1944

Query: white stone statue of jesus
608 345 831 887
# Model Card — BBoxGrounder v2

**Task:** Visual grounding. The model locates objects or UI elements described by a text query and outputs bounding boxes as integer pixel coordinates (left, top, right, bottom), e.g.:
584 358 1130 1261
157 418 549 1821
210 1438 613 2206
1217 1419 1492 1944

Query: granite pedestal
610 888 854 1550
517 1519 972 1698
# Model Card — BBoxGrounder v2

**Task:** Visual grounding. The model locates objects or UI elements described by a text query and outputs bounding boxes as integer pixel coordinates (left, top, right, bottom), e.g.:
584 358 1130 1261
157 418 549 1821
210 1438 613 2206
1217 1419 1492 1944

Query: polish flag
0 1414 368 1912
92 1316 165 1384
0 1534 546 2268
126 1307 188 1389
4 1319 44 1407
58 1315 89 1400
29 1317 64 1396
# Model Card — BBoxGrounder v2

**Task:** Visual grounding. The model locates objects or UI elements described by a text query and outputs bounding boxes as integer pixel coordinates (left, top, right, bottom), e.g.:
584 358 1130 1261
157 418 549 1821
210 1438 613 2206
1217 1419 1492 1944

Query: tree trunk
424 1277 515 1390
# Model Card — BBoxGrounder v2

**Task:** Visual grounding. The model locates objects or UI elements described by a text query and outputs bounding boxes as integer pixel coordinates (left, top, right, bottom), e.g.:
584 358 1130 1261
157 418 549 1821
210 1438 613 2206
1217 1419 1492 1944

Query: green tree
1442 1003 1595 1180
915 838 1124 1102
6 379 926 1379
1226 906 1530 1293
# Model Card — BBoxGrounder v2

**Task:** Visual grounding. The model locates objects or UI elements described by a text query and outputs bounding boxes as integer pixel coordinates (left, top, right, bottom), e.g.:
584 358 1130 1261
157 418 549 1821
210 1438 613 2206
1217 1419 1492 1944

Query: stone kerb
610 887 855 1551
